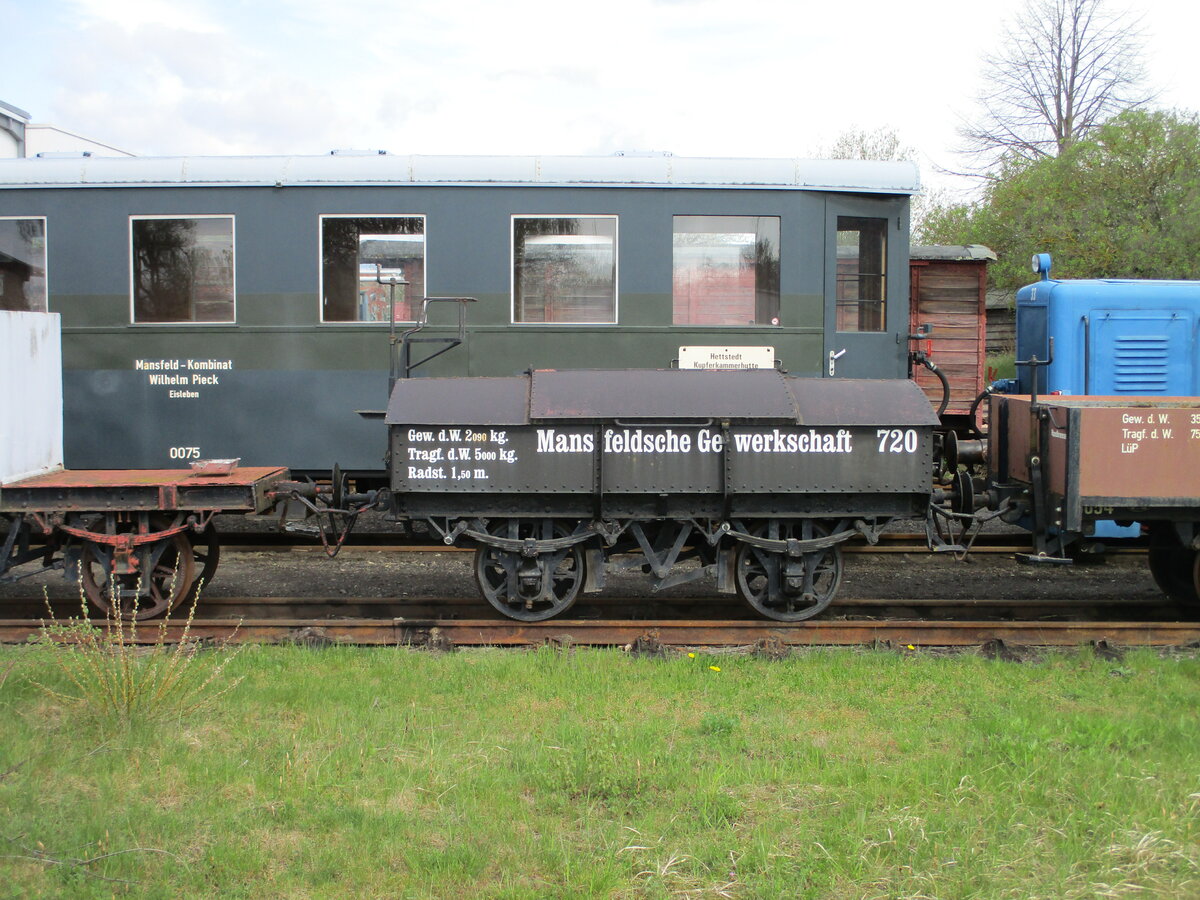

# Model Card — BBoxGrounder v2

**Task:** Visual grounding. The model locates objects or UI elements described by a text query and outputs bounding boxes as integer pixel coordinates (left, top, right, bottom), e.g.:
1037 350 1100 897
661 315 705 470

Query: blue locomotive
1013 253 1199 396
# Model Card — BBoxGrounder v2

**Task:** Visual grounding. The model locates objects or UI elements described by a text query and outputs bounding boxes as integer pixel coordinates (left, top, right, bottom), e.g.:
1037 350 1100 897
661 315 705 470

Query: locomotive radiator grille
1113 336 1170 393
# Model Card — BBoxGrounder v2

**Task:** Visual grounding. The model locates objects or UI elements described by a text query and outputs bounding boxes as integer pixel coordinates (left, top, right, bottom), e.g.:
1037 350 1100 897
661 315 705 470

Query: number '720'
876 429 918 453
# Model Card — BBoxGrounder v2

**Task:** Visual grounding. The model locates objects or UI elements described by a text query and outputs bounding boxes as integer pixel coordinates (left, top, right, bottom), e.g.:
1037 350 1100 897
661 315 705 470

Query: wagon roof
0 153 919 194
385 370 940 426
530 369 798 420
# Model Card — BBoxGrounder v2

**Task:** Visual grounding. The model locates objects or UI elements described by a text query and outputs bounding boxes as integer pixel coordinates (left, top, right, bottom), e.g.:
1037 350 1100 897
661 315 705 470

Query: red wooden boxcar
909 245 994 433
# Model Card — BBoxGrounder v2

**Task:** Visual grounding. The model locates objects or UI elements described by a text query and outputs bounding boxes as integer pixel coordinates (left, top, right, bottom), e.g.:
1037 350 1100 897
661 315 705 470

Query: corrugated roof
0 153 920 194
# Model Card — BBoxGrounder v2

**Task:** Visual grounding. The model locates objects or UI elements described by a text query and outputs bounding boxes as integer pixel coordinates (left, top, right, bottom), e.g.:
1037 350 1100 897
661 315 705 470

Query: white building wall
1 310 63 483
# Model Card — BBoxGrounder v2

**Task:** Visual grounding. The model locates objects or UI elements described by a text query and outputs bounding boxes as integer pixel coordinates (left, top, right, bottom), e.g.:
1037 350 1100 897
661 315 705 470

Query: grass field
1 641 1197 898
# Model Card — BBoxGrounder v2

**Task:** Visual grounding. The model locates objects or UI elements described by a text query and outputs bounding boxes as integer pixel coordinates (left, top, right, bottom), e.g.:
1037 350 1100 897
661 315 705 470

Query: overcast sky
6 0 1199 195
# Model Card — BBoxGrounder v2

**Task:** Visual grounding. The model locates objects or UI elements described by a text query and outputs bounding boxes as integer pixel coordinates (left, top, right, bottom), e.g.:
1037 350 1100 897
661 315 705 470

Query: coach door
823 198 909 379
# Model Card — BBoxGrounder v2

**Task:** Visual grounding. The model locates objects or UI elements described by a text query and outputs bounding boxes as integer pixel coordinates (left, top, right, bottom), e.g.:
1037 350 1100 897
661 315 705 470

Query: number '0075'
876 429 918 453
169 446 201 460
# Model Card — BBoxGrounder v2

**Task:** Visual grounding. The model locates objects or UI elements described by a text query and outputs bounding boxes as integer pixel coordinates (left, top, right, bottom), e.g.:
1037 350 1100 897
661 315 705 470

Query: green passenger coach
0 153 918 481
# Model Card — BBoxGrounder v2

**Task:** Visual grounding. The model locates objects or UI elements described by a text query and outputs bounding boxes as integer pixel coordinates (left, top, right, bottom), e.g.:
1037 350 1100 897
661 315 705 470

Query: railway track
2 614 1197 648
2 531 1178 648
4 602 1195 652
2 591 1178 621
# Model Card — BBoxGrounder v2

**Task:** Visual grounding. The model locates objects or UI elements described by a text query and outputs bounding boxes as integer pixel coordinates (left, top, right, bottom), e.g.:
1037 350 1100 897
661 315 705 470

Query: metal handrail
396 296 476 387
376 264 475 391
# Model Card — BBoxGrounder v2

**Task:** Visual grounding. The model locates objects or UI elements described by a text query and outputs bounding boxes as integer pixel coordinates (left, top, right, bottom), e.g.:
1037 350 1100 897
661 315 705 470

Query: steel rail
4 617 1197 648
5 594 1174 622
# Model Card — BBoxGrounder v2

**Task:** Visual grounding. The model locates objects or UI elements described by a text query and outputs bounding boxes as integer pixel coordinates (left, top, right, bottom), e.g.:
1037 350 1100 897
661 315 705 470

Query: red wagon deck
0 466 289 514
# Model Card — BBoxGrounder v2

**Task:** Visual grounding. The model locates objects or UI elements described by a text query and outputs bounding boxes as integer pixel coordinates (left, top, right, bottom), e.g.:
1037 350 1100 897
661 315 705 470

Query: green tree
919 109 1200 290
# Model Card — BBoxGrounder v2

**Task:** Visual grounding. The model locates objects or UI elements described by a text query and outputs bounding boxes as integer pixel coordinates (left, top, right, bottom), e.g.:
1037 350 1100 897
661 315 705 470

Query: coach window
0 217 47 312
513 216 616 323
131 216 234 323
321 216 425 322
835 216 886 332
673 216 779 326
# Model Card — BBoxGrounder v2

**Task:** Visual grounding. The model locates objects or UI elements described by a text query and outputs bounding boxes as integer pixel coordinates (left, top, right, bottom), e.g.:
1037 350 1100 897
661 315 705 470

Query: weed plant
32 575 241 729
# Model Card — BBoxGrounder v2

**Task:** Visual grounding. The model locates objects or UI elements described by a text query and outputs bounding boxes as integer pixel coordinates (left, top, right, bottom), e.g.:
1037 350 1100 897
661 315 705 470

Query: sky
6 0 1200 197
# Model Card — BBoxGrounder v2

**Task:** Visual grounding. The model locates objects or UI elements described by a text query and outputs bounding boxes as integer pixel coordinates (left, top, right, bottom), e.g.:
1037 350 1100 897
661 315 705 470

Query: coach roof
0 153 920 194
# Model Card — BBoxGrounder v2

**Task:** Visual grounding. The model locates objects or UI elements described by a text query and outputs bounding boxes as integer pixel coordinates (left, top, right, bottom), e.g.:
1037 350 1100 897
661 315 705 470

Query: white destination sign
678 346 774 371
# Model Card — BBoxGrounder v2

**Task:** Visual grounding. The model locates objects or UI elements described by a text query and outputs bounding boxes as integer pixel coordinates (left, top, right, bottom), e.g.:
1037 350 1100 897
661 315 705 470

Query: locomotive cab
1015 253 1200 396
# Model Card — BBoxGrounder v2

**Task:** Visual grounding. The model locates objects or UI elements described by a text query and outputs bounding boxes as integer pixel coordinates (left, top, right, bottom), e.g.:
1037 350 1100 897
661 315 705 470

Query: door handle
828 348 846 376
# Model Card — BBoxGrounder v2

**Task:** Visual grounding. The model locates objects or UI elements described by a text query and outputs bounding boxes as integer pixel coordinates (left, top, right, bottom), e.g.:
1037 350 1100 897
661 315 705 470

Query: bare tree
960 0 1151 168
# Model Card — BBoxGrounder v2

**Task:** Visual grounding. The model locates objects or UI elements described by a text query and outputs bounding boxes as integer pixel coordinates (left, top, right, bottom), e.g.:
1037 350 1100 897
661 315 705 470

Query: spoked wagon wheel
186 523 221 601
473 519 585 622
80 525 196 621
1147 524 1200 608
735 520 843 622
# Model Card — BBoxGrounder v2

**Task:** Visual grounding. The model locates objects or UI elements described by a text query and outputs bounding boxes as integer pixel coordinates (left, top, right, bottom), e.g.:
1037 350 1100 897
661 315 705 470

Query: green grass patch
987 352 1016 382
1 644 1198 897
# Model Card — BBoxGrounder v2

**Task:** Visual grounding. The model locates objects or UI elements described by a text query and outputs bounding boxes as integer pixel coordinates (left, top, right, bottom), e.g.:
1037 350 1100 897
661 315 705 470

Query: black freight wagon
387 368 937 621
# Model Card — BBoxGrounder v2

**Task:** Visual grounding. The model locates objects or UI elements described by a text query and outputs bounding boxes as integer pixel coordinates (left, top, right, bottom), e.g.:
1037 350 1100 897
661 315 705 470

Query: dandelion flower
907 644 916 651
687 652 696 659
709 665 721 672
